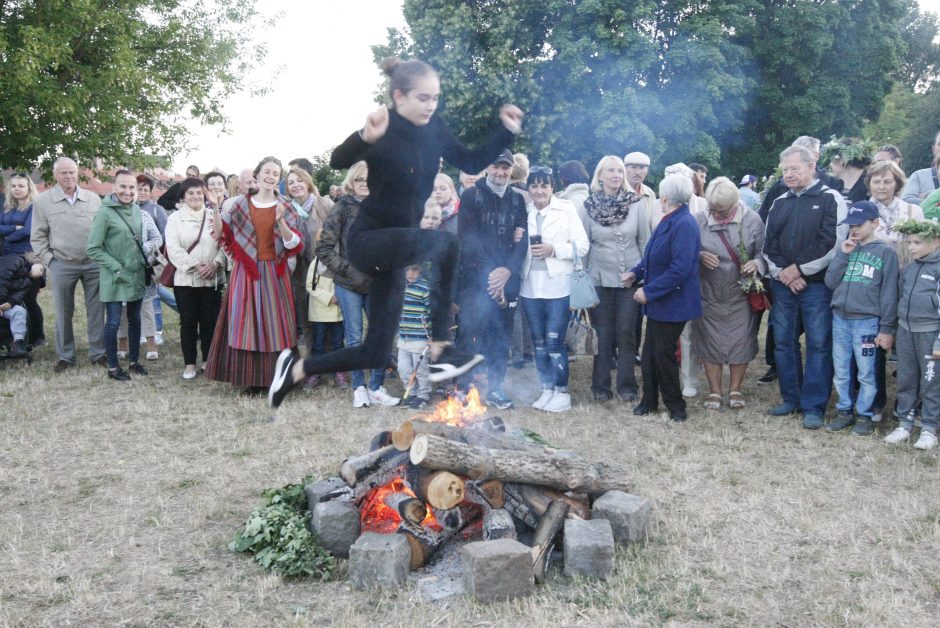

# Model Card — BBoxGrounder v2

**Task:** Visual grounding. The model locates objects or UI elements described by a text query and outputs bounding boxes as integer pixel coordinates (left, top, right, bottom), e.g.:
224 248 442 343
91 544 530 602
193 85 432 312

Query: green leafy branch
229 476 335 579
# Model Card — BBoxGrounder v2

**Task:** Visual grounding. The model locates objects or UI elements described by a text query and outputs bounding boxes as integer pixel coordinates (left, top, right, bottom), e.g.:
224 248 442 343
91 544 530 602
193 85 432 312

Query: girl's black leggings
300 226 458 376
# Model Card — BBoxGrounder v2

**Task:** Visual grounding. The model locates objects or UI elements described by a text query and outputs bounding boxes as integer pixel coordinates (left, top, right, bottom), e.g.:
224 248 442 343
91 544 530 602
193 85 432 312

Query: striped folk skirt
205 259 296 388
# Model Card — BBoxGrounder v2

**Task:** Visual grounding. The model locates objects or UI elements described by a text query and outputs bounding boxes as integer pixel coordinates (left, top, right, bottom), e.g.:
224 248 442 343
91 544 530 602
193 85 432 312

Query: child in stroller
0 254 44 359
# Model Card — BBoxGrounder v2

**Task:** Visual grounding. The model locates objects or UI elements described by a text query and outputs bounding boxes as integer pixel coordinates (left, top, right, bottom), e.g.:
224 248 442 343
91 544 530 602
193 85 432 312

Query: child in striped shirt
398 264 432 408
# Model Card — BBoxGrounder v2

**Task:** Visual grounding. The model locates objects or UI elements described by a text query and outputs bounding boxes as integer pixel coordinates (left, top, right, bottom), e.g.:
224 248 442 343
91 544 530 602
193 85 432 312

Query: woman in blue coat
624 174 702 421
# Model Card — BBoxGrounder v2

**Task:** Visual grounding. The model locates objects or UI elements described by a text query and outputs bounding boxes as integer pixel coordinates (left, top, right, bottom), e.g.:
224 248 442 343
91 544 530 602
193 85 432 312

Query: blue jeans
770 279 833 414
832 314 879 416
105 300 141 369
334 284 383 390
153 285 179 332
311 321 344 354
521 295 570 390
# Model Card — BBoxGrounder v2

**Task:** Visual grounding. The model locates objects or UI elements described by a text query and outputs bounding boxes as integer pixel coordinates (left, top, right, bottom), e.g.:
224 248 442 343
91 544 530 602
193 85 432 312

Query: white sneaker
532 389 554 410
542 392 571 413
884 426 912 445
353 386 371 408
368 386 400 407
682 387 698 398
913 431 938 450
155 331 164 346
871 412 882 423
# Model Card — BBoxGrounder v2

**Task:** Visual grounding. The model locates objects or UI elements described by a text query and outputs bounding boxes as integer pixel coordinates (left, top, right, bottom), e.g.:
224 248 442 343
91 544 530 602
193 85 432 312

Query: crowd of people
4 58 940 454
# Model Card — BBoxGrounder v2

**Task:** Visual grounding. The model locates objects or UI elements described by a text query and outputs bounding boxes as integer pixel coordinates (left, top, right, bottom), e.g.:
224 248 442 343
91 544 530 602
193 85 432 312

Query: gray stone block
563 518 614 579
304 477 348 505
348 532 411 589
461 539 534 603
311 500 360 558
592 491 652 545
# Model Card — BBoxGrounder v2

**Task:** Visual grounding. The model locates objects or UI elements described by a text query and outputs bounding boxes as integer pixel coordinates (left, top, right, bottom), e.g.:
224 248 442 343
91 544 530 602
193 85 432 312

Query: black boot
11 339 27 356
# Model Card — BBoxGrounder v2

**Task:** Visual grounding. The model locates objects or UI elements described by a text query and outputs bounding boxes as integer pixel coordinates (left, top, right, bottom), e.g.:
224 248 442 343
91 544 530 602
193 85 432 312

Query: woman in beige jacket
164 178 227 379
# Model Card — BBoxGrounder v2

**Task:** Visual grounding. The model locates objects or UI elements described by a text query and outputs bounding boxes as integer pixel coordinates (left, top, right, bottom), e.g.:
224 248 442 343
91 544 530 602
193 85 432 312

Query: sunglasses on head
530 166 552 175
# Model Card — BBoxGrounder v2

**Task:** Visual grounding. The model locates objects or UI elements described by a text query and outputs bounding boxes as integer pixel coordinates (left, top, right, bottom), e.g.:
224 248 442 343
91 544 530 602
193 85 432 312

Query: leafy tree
375 0 912 181
0 0 266 171
310 151 343 197
723 0 907 178
895 3 940 91
375 0 756 178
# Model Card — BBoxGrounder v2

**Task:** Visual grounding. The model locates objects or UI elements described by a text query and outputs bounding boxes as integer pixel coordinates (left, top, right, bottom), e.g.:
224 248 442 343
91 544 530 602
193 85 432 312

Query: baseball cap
739 174 757 185
492 149 514 166
840 200 879 225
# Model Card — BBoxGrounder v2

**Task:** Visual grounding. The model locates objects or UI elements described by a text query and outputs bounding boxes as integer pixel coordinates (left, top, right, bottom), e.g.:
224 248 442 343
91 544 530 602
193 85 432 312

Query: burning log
382 492 427 527
465 479 505 509
482 507 517 541
405 467 466 510
409 434 631 494
531 500 569 583
340 445 409 489
503 483 590 523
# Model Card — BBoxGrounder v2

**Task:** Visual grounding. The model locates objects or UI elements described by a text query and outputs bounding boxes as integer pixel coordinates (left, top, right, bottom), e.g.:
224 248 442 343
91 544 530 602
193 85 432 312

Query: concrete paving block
563 518 614 579
592 491 652 545
311 500 360 558
304 477 348 505
348 533 411 589
461 539 534 603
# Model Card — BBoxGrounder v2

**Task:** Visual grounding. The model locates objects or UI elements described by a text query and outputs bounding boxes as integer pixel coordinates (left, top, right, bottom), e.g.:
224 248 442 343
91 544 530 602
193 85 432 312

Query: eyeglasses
354 177 368 183
530 166 552 175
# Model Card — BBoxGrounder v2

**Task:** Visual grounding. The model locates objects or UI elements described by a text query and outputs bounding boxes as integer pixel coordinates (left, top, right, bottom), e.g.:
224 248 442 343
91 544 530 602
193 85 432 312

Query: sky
173 0 940 175
172 0 406 174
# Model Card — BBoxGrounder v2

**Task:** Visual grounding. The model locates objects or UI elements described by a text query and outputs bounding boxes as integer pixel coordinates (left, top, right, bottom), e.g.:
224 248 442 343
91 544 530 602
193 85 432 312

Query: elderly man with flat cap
623 151 658 225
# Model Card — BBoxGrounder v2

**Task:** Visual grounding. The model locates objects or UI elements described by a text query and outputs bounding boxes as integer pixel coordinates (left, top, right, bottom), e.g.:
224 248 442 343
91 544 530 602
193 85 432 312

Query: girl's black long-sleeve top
330 109 514 231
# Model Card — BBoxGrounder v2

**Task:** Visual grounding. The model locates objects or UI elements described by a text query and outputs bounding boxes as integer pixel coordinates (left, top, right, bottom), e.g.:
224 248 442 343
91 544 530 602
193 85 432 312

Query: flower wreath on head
893 218 940 239
820 136 877 168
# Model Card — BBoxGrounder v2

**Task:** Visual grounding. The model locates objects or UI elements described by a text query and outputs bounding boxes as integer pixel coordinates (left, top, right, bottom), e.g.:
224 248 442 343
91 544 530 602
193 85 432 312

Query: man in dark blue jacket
762 145 847 429
456 150 528 408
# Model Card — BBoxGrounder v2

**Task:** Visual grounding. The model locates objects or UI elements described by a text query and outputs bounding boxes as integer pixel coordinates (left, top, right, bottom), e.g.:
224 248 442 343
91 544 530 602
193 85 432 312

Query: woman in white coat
519 166 590 413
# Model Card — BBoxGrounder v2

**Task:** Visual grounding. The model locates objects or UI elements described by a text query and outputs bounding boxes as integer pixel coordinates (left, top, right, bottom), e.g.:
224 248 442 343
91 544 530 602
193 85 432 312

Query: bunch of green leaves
229 476 335 579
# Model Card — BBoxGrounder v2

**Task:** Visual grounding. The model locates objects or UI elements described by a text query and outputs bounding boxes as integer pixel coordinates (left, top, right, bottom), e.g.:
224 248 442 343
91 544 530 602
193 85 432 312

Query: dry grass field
1 289 939 627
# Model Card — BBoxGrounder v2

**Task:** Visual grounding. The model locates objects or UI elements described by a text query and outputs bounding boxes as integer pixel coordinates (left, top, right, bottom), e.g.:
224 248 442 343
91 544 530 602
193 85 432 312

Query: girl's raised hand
362 105 390 144
500 104 524 134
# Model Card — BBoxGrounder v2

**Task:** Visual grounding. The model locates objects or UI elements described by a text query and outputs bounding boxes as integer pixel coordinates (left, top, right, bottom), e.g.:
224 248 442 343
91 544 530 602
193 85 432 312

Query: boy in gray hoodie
884 219 940 450
825 202 899 436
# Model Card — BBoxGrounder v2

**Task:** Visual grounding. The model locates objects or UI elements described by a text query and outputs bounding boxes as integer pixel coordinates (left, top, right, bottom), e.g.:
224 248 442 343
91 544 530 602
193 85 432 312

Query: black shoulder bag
110 206 154 286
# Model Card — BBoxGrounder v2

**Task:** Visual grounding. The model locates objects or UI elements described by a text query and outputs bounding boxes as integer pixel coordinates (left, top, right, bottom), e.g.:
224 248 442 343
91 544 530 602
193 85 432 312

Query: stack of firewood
317 406 632 579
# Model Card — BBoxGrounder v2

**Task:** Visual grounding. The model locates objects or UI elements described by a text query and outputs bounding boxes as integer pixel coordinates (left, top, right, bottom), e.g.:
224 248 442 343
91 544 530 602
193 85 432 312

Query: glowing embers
359 475 440 534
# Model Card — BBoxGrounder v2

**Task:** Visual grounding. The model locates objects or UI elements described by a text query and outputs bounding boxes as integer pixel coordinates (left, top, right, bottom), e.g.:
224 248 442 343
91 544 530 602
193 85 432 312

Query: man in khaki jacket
31 157 106 371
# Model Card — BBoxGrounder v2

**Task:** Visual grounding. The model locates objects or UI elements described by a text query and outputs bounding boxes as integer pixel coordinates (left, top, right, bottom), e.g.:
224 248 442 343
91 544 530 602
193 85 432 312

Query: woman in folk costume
205 156 304 389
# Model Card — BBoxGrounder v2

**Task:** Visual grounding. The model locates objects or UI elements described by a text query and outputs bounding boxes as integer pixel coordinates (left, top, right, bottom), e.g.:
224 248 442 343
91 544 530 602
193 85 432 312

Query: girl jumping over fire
269 58 524 408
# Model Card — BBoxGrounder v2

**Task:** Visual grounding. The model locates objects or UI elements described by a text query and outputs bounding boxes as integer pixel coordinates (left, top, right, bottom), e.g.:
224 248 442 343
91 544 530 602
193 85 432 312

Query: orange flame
416 385 488 427
360 476 440 533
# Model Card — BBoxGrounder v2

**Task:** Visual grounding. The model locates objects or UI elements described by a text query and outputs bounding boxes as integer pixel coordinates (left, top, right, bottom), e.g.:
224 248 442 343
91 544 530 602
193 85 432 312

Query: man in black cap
455 149 529 408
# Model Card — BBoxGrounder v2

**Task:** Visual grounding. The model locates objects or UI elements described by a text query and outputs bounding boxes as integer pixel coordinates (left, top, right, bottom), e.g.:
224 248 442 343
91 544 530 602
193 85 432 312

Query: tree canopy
375 0 929 180
0 0 265 171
